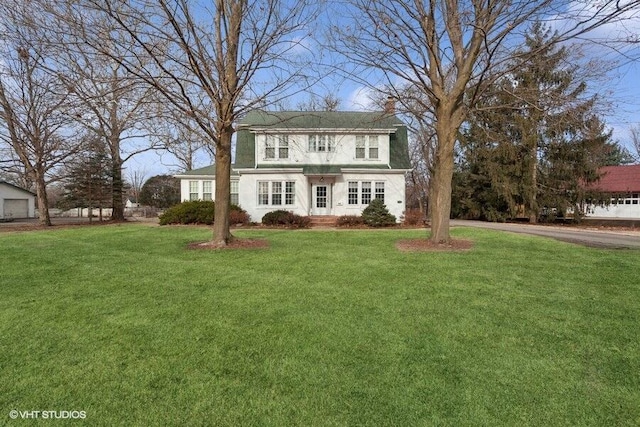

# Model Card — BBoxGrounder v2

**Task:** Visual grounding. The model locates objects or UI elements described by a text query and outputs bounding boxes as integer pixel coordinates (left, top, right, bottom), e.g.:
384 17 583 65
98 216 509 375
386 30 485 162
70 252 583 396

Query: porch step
309 215 338 227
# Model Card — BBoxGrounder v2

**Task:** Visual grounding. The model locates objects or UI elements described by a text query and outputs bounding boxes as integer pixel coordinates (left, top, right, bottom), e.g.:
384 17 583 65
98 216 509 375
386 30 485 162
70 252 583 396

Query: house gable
0 181 36 219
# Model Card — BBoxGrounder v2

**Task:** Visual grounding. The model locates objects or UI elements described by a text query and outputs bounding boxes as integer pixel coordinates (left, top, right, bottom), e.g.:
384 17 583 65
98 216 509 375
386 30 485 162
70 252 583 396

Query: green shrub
159 201 249 225
261 210 310 228
362 198 396 227
336 215 365 227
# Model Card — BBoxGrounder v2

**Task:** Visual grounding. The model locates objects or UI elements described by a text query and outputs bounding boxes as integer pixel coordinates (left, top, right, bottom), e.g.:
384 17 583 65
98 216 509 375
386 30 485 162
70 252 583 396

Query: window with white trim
272 182 282 205
230 181 239 205
258 182 269 205
189 181 199 201
361 182 371 205
257 181 296 206
265 134 289 159
285 182 295 205
355 135 379 159
203 180 213 201
375 181 385 204
348 182 358 205
308 134 335 152
347 181 386 206
369 136 379 159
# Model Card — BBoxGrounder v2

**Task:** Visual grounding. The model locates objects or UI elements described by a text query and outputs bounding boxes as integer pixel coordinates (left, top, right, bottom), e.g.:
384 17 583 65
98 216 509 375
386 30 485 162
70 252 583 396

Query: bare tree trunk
34 172 51 226
110 133 125 221
212 125 233 246
429 129 455 242
528 140 538 224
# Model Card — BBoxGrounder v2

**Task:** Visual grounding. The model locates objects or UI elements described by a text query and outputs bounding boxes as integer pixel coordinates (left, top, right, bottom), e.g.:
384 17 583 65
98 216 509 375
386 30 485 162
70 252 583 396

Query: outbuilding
0 181 36 220
586 164 640 219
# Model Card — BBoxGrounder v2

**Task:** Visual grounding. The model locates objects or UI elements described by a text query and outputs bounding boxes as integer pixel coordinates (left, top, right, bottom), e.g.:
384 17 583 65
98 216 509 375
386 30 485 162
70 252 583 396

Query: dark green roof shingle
238 110 403 129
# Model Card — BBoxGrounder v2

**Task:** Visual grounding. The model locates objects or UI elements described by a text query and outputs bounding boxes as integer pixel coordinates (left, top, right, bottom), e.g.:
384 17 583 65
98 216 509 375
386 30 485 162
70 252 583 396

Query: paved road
452 220 640 249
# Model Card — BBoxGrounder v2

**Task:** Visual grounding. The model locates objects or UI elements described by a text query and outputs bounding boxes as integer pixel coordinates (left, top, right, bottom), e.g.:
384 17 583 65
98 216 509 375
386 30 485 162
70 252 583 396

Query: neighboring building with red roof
586 164 640 218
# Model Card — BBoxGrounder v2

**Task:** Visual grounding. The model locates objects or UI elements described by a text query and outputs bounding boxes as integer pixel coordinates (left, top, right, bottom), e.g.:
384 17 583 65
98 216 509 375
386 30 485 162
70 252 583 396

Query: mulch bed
186 238 270 251
396 238 474 252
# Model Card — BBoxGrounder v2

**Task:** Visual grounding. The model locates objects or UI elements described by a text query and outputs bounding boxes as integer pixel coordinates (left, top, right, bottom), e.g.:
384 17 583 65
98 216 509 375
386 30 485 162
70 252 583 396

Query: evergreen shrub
361 199 396 227
261 210 310 228
336 215 365 227
159 201 249 225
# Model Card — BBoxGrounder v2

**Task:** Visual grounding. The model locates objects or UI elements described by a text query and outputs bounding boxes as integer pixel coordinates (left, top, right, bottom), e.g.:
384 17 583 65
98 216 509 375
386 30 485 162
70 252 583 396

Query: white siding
238 171 406 222
254 133 392 167
238 173 308 222
334 173 406 220
586 196 640 219
0 183 36 219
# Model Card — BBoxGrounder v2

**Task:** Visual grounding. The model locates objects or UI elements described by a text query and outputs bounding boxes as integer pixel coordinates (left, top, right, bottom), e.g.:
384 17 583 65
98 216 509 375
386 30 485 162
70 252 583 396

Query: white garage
0 181 36 220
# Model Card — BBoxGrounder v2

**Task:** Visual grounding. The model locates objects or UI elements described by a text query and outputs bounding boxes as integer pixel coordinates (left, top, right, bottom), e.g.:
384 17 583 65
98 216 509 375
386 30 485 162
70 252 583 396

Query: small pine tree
361 198 396 227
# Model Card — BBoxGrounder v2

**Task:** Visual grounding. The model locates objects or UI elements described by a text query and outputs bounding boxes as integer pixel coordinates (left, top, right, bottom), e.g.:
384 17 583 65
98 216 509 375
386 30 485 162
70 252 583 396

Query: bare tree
0 2 78 225
126 167 147 204
151 112 212 171
80 0 317 246
333 0 640 243
42 3 162 221
296 93 341 111
630 125 640 163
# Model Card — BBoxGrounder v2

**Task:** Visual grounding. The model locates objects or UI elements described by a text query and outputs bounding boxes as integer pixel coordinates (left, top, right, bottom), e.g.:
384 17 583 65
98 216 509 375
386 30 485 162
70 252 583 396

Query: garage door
3 199 29 218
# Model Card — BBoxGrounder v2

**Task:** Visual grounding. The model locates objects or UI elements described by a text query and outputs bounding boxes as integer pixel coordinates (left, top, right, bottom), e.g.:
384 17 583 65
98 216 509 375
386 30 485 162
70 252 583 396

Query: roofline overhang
341 168 412 174
247 128 397 134
174 174 239 179
233 168 305 174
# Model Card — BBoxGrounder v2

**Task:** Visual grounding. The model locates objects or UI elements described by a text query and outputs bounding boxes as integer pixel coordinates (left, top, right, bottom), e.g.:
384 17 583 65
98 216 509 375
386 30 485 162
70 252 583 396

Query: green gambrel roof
238 110 404 129
177 165 239 176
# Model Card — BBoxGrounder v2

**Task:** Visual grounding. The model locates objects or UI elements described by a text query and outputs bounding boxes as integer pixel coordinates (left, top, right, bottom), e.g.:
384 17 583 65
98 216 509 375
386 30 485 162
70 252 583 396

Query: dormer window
355 135 379 159
265 134 288 159
308 134 335 152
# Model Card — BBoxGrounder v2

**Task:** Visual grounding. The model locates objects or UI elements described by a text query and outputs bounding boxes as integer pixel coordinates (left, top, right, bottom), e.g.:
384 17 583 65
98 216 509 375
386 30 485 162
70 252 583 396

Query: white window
230 181 239 205
348 182 358 205
258 182 269 205
257 181 295 206
265 134 289 159
202 181 213 201
355 135 380 160
272 182 282 205
361 181 371 205
355 136 366 159
375 181 385 204
369 136 379 159
348 181 385 206
285 182 295 205
189 181 199 201
308 134 335 152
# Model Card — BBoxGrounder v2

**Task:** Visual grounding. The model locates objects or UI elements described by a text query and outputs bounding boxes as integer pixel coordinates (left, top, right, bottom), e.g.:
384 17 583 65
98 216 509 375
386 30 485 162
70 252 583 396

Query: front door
312 184 331 215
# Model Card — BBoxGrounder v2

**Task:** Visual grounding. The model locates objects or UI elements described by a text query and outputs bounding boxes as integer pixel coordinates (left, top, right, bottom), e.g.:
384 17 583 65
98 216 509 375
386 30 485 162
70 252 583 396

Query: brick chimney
384 96 396 114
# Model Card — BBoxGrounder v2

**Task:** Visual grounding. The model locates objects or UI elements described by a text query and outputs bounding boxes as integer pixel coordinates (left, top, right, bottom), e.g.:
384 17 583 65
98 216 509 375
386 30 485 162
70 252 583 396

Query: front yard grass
1 225 639 426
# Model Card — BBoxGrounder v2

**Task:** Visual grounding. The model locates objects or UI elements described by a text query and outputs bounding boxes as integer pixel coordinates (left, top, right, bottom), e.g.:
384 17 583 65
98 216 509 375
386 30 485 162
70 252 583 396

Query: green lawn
1 225 639 426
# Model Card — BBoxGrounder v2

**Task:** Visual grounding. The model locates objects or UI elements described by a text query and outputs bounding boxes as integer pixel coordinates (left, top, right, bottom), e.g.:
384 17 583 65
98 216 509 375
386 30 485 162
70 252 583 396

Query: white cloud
345 86 377 111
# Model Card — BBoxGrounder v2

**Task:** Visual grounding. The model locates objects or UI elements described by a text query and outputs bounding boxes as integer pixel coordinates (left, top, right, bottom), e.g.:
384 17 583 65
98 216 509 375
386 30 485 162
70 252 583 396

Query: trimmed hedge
336 215 365 227
159 201 249 225
362 198 396 227
261 210 311 228
402 209 426 226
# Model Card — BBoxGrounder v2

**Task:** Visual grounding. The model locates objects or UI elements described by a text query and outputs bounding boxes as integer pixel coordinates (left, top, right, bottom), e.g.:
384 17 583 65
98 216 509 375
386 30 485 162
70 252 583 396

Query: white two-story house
175 110 412 222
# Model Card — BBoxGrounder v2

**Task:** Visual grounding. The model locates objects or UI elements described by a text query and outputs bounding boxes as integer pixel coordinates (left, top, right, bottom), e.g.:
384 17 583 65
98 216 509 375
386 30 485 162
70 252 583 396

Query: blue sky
127 1 640 179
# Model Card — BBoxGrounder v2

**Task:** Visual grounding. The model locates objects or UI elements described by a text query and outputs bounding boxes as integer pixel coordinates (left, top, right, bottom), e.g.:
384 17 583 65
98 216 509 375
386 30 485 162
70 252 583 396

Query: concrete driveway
452 220 640 249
